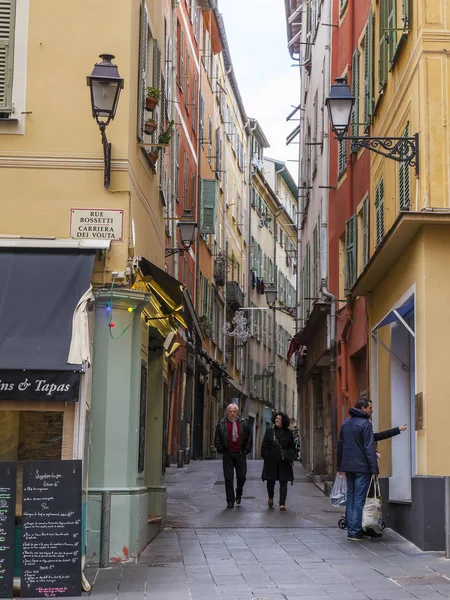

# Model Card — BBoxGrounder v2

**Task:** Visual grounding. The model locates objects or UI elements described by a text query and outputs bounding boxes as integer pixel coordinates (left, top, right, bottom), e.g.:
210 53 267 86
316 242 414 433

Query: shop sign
0 371 80 401
21 460 82 598
70 208 124 241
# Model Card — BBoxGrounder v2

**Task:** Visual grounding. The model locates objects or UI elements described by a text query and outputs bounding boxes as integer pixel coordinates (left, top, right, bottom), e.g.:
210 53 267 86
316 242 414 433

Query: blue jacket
337 408 379 474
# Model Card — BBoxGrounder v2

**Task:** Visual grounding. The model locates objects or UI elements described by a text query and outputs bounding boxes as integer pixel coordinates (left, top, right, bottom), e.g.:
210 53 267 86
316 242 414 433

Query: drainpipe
171 0 179 280
194 4 203 317
320 0 337 473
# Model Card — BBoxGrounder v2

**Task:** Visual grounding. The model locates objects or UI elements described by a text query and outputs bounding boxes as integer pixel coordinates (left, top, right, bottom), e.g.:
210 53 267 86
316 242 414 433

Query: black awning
0 250 95 370
138 257 184 309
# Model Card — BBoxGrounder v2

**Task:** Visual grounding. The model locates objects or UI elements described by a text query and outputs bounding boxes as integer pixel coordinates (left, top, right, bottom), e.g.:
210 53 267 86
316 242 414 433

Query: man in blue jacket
337 398 379 541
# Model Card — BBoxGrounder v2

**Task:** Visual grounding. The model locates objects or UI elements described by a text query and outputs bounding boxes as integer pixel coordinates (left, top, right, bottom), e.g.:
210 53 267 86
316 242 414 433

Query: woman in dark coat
261 412 296 511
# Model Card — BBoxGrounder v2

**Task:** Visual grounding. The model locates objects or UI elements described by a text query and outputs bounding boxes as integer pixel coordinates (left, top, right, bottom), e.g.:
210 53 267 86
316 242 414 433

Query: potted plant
199 314 212 337
158 120 175 145
144 118 157 135
146 87 162 110
148 148 159 163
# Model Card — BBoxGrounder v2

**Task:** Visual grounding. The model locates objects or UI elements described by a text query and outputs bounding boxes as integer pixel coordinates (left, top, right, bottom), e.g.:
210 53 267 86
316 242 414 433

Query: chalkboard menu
21 460 82 598
0 462 16 599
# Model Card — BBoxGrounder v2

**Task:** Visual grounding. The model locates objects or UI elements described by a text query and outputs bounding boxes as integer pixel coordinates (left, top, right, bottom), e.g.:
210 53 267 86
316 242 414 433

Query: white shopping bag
362 475 382 531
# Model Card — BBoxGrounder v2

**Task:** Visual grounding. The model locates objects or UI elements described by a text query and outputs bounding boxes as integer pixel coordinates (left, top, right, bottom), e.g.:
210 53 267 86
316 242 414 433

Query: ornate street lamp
326 77 419 175
87 54 124 188
265 287 297 317
254 363 276 382
165 211 198 256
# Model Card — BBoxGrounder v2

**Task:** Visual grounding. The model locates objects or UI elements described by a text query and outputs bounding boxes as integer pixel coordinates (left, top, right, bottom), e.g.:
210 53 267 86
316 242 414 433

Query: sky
219 0 300 182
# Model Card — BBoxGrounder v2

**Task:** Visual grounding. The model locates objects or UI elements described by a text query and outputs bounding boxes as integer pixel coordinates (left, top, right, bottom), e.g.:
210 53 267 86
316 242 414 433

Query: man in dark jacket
214 403 252 508
337 398 378 541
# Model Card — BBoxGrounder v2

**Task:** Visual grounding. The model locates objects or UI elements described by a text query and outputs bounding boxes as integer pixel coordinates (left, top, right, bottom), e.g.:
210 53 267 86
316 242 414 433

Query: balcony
226 281 244 311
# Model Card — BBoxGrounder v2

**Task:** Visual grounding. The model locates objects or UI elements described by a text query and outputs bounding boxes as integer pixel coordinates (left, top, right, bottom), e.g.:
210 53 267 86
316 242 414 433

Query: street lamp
265 287 297 317
165 211 198 257
325 77 419 175
87 54 124 188
254 363 276 381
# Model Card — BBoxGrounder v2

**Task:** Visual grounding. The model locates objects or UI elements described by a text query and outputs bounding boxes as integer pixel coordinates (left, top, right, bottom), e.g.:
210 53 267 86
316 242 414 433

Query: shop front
353 217 450 550
0 243 100 595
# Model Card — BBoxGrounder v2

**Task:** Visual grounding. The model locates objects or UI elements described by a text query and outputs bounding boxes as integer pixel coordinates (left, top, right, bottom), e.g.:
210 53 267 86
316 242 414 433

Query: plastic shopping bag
330 473 347 507
362 476 382 531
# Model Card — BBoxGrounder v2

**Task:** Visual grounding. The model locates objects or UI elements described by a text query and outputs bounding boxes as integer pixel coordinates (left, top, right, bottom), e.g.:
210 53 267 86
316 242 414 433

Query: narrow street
84 460 450 600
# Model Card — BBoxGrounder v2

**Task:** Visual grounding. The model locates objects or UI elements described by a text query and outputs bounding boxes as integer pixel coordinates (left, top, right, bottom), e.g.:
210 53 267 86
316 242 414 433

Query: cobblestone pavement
83 460 450 600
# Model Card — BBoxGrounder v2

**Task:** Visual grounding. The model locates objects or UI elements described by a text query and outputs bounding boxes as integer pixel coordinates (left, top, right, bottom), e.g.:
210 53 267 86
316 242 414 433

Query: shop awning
138 257 183 309
0 250 95 370
373 298 415 336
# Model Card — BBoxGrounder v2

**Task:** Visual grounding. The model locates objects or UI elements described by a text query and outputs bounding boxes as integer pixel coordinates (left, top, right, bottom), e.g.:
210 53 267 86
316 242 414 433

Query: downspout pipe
320 0 337 473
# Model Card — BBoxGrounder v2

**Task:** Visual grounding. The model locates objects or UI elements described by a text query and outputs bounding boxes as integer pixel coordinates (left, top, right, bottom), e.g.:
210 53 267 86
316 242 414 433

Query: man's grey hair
227 403 239 412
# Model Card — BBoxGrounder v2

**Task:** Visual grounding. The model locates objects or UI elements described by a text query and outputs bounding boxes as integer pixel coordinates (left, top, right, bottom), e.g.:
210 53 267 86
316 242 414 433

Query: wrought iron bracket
339 133 419 176
165 247 186 257
271 306 297 317
254 372 274 381
99 123 112 189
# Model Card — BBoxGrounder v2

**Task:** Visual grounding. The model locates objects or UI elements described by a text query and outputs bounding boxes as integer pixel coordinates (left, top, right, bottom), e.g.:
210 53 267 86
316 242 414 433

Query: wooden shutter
375 177 385 246
200 179 217 234
268 314 272 349
362 197 369 267
136 1 148 141
378 0 388 91
263 311 267 346
178 28 184 91
402 0 410 27
305 243 311 317
364 12 374 130
185 50 190 109
351 48 360 139
152 40 161 139
199 92 204 145
345 215 358 291
338 139 347 177
388 0 397 63
399 124 411 210
192 77 197 133
209 284 214 328
0 0 16 113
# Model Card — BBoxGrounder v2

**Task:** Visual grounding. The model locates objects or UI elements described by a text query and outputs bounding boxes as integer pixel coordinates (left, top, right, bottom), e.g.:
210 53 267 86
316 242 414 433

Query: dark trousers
223 452 247 502
267 480 288 505
345 472 371 536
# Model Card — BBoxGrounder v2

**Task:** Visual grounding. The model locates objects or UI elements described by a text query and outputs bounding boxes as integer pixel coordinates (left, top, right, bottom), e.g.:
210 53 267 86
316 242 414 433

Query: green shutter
0 0 16 113
345 215 358 291
200 179 217 234
364 12 374 129
199 93 204 146
362 197 369 267
399 123 411 210
263 311 266 346
378 0 388 91
387 0 397 64
209 284 214 326
375 177 385 246
351 48 360 139
402 0 410 28
137 1 148 141
338 139 347 177
305 243 311 317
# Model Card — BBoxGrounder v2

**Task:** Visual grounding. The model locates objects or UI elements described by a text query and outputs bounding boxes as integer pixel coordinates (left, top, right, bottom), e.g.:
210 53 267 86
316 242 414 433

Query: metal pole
445 476 450 558
177 449 184 468
99 491 111 568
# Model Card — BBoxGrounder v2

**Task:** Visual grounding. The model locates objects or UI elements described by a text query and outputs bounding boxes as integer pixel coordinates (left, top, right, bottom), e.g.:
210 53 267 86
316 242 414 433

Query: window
338 139 347 178
362 197 369 268
378 0 388 91
208 117 212 165
185 50 190 111
137 1 149 142
199 179 217 234
199 93 204 147
178 25 184 91
364 13 374 130
375 177 385 246
215 127 222 180
183 153 188 210
174 131 180 200
312 224 319 297
192 77 197 134
345 215 357 291
351 48 360 138
268 314 272 350
399 124 410 211
191 173 196 212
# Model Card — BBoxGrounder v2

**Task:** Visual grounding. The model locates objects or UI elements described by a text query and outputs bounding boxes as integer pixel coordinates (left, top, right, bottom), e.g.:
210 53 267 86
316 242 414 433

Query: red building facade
329 0 371 427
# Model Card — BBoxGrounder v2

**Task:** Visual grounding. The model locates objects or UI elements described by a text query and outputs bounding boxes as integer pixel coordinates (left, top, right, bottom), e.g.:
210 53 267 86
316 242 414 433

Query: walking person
261 412 296 511
214 403 252 509
337 398 378 541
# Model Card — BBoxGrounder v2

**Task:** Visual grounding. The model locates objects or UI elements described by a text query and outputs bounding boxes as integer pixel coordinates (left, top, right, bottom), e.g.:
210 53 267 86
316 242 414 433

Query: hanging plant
148 149 159 163
158 120 175 145
146 87 162 111
144 118 157 135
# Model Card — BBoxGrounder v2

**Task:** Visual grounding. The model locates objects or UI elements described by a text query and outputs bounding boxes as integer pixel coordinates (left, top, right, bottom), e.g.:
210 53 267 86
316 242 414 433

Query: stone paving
83 460 450 600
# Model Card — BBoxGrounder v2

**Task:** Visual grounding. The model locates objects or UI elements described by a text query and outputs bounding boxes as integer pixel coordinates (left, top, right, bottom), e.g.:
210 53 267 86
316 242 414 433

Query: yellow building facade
352 0 450 549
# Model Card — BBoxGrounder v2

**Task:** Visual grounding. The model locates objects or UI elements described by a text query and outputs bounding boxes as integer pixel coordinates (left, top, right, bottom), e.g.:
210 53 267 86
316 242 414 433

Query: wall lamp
165 210 198 257
87 54 124 188
326 78 419 176
254 363 276 381
265 287 297 317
